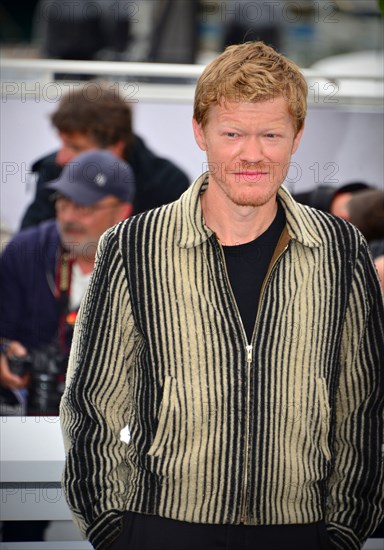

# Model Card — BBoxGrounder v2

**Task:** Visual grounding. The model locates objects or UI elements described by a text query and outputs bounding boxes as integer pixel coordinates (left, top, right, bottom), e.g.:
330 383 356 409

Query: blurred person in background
295 184 384 292
0 150 135 542
0 220 13 254
345 188 384 242
293 181 373 217
373 254 384 290
32 0 133 61
221 0 285 52
347 190 384 294
1 150 135 417
20 82 189 229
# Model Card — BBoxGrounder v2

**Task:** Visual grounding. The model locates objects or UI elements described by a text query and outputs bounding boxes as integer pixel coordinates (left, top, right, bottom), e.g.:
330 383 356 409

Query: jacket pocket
147 375 177 458
317 377 331 462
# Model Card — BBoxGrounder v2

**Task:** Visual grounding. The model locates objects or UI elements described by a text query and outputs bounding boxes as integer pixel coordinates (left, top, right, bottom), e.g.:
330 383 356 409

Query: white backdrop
1 95 383 233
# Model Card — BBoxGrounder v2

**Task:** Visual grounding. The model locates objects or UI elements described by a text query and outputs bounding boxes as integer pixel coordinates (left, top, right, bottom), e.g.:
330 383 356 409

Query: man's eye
226 132 238 138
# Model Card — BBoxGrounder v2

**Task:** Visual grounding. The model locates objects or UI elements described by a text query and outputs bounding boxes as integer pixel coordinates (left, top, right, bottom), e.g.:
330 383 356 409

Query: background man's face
55 132 99 166
55 195 124 260
55 132 125 166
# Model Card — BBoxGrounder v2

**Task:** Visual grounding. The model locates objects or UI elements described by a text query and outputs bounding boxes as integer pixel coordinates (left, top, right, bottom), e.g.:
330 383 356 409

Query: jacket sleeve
60 226 136 549
325 236 384 549
0 237 25 341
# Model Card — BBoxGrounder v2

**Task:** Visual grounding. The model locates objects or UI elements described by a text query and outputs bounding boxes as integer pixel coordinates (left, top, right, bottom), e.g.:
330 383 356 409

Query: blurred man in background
20 82 189 229
0 149 135 542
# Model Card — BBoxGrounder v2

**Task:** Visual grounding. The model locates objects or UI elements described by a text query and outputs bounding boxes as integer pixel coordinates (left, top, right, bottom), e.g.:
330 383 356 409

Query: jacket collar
277 186 323 247
176 172 322 249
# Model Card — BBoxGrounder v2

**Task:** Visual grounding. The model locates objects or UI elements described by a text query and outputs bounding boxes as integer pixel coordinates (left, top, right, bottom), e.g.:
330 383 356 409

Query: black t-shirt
223 201 286 342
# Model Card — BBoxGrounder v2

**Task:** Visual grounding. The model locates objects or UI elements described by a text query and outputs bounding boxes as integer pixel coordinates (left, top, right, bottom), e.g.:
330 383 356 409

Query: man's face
55 132 98 166
55 195 128 261
193 96 303 209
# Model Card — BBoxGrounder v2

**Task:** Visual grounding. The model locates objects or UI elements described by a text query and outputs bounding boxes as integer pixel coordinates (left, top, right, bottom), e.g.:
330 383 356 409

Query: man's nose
239 136 265 164
57 206 77 223
56 200 83 223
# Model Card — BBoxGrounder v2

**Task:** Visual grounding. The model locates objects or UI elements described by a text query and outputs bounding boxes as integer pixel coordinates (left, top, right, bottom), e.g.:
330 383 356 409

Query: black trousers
109 513 334 550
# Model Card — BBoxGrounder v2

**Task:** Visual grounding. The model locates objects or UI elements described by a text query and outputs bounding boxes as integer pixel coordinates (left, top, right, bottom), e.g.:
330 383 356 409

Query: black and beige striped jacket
60 174 384 550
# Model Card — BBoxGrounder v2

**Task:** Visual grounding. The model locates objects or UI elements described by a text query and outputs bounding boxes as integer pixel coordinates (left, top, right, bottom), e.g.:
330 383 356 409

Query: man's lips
235 170 268 175
231 170 270 180
228 166 271 174
63 229 82 233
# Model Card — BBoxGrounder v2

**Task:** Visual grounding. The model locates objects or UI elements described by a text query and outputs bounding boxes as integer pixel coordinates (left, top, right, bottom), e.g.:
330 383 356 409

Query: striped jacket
60 174 384 550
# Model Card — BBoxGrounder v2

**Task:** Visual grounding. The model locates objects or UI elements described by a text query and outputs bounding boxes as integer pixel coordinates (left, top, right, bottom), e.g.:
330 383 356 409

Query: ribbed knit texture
60 174 384 550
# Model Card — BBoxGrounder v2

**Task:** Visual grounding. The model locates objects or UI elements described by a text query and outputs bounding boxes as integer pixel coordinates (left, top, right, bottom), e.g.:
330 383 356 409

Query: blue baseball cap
48 150 135 205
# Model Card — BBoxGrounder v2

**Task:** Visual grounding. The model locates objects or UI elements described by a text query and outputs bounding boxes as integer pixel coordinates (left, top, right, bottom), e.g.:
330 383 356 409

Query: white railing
1 58 383 105
0 58 205 79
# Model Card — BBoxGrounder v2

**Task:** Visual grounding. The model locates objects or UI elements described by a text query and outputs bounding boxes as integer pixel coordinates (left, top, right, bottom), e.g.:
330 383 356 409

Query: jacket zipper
215 237 289 523
239 242 289 522
215 241 253 521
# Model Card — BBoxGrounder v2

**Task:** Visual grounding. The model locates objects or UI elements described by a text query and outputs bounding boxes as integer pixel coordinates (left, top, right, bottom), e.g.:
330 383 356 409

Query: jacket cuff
327 522 361 550
87 510 125 550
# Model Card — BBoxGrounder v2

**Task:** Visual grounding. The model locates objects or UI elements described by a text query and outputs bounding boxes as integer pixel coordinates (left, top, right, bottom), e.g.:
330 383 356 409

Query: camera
7 345 67 415
27 344 68 416
8 354 33 377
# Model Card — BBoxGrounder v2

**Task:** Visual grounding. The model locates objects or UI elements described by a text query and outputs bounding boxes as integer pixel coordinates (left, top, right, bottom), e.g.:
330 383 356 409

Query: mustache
60 222 86 233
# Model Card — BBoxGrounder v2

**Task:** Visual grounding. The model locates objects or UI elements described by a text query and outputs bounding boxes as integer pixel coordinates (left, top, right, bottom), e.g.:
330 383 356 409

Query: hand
0 340 30 390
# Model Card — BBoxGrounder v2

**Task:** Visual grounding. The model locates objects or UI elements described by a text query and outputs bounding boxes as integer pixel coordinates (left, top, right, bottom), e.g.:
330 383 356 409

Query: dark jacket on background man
20 135 190 229
0 219 63 415
0 219 60 348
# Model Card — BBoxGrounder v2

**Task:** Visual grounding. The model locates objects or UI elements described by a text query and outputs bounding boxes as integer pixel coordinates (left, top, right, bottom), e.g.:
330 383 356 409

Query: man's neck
74 255 95 275
200 187 278 246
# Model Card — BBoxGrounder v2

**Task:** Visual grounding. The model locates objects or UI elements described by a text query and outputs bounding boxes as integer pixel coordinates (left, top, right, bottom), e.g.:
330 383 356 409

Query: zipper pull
246 344 253 366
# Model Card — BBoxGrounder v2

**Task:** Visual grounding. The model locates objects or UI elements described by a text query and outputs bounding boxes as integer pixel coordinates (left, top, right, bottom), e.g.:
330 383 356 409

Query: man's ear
108 140 126 159
192 118 207 152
